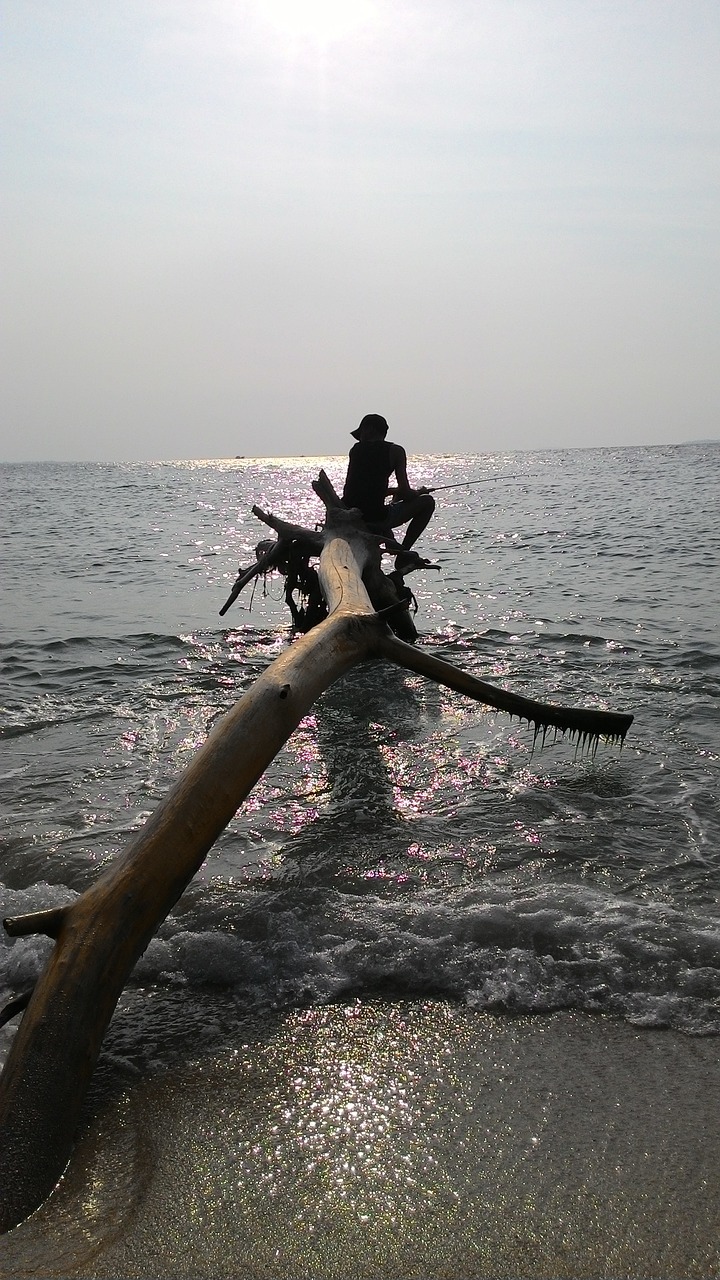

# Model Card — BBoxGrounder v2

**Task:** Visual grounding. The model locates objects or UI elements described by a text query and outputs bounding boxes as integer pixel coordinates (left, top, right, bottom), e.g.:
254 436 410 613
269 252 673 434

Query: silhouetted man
342 414 435 570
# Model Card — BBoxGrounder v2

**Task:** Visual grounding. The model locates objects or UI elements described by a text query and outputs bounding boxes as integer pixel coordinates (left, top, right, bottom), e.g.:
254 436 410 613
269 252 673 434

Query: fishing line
429 472 531 493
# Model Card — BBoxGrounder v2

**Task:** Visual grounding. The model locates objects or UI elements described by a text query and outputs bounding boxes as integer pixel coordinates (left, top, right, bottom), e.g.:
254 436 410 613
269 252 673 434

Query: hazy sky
3 1 719 461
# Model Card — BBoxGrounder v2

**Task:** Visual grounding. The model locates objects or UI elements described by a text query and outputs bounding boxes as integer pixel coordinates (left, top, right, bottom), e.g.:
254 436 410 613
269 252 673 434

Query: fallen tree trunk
0 509 384 1232
0 501 632 1232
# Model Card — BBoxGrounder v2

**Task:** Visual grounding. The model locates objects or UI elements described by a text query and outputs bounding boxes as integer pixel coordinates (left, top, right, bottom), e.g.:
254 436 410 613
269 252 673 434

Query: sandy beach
1 999 719 1279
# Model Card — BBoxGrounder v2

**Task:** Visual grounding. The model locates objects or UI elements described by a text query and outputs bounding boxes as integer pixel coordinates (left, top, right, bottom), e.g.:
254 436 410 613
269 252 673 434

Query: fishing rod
428 472 526 493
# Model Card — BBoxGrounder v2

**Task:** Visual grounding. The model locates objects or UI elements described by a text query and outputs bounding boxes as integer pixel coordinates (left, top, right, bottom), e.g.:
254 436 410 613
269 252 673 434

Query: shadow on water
287 661 445 866
199 660 452 907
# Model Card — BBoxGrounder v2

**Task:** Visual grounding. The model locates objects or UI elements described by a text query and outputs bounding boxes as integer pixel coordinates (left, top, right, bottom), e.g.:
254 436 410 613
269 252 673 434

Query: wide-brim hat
351 414 388 439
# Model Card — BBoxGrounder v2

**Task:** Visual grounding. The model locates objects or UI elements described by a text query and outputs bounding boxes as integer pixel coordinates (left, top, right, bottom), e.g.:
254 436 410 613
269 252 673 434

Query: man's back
343 439 396 523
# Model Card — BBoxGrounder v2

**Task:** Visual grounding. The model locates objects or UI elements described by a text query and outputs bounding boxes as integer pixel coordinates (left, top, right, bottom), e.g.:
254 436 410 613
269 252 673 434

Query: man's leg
396 494 435 551
387 493 435 570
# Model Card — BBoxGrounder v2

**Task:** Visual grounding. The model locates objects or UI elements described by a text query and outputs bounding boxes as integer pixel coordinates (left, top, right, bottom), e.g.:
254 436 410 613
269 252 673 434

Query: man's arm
389 443 428 499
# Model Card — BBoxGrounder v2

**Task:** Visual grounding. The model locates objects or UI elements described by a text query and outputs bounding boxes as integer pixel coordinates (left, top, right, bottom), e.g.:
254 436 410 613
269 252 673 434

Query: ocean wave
140 885 720 1035
4 880 719 1052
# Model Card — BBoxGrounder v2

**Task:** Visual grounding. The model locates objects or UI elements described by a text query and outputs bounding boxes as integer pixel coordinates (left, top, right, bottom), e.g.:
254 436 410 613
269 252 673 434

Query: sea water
1 443 719 1071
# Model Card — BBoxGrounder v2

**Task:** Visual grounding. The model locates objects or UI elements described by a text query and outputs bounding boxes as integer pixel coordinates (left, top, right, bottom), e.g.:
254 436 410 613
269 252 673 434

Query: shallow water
1 443 720 1055
3 1003 720 1279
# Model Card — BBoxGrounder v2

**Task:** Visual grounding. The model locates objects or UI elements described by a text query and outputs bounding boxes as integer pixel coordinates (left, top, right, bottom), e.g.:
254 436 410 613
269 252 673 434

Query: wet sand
2 1001 719 1279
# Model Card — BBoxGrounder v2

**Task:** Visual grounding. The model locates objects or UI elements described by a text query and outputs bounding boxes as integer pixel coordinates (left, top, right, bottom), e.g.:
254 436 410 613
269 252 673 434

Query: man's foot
394 549 430 574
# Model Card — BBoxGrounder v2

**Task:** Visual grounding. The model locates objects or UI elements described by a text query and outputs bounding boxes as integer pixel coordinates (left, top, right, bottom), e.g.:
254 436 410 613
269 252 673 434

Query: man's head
351 414 388 441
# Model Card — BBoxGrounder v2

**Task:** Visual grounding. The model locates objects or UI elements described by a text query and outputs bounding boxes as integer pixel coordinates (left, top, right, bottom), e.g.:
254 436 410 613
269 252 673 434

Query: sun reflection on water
181 1003 464 1243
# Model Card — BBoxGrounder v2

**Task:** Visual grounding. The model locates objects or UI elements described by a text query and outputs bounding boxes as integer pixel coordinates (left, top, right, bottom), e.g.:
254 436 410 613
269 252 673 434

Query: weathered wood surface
378 634 632 747
0 496 633 1233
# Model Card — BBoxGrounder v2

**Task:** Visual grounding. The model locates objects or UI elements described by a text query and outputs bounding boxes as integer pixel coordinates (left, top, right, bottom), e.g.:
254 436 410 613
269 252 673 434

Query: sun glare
257 0 376 43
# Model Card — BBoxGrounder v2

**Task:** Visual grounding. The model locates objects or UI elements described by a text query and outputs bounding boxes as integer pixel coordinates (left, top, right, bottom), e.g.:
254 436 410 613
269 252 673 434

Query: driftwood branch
0 489 633 1232
0 509 385 1231
219 540 288 616
311 468 344 509
251 506 325 549
379 634 633 747
0 989 35 1030
3 906 68 940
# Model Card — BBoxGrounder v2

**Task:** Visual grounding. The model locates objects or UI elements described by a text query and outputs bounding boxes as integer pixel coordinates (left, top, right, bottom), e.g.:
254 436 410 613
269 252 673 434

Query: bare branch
379 633 633 749
4 907 68 939
0 989 35 1030
219 541 288 616
251 506 324 549
311 468 344 509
